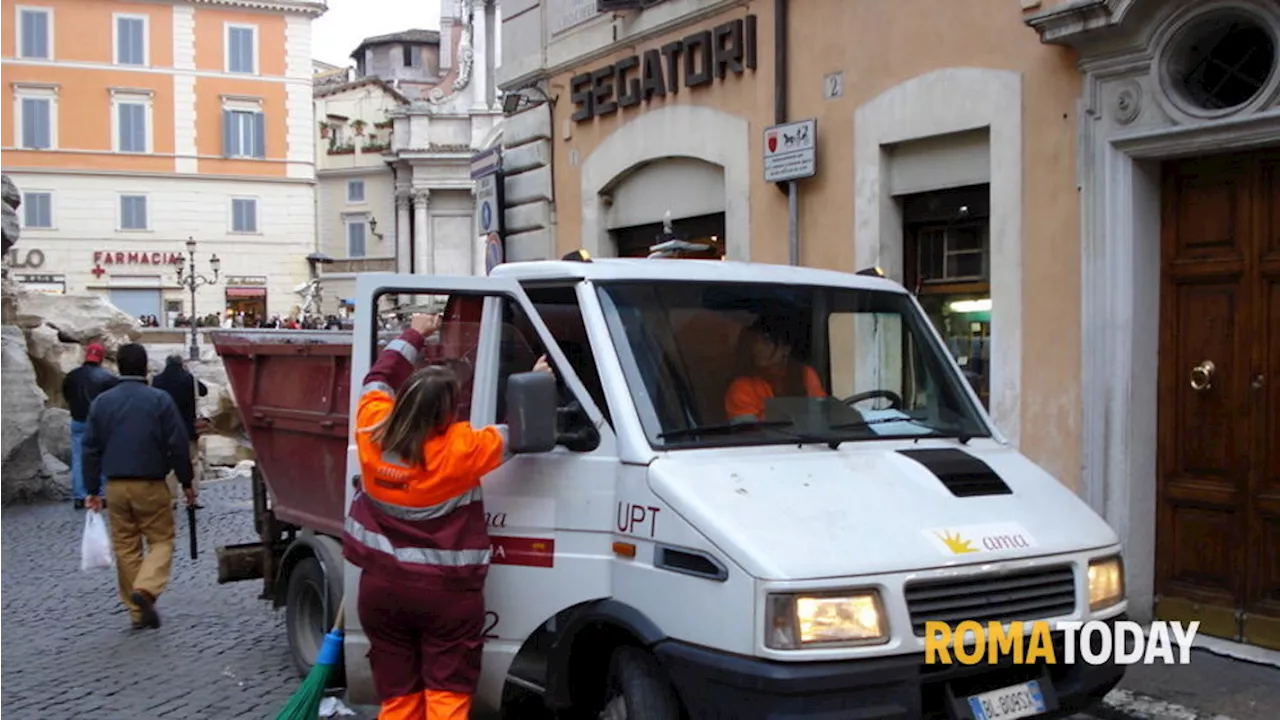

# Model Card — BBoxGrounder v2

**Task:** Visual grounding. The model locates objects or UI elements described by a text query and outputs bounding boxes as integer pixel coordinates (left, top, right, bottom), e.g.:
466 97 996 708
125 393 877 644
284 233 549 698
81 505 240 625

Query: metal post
188 274 199 361
174 237 220 362
787 181 799 266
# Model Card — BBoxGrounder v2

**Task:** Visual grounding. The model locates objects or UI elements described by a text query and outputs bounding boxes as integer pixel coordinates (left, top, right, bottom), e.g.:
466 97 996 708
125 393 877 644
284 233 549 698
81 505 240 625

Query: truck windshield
596 281 992 449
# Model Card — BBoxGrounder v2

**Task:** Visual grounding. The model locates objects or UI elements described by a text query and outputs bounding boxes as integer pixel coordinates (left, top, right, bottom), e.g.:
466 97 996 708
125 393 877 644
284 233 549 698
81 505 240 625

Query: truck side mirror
506 371 559 454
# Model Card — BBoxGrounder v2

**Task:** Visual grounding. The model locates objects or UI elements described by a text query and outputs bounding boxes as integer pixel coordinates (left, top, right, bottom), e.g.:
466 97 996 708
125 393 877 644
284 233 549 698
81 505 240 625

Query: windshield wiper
658 420 796 440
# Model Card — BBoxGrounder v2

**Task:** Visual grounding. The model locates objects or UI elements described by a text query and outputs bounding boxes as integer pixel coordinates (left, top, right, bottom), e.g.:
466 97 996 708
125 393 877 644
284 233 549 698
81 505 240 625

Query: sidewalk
1096 642 1280 720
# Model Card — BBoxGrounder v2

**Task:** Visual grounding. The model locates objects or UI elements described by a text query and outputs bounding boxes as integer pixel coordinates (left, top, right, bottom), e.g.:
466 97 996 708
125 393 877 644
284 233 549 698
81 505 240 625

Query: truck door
343 273 616 711
469 286 619 709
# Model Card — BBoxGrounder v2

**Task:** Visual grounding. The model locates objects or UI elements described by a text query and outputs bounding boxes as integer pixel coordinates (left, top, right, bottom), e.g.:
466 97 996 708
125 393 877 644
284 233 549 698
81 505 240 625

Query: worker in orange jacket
344 313 552 720
724 318 826 422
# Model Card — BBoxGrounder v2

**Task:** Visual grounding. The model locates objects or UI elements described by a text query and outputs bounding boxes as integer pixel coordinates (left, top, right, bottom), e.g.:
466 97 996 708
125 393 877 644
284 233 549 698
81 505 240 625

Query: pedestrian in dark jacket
151 354 209 501
61 342 118 509
83 343 197 630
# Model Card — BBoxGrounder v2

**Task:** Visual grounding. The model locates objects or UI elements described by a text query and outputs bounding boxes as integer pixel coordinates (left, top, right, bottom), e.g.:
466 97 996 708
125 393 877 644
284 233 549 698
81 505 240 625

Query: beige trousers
105 480 175 623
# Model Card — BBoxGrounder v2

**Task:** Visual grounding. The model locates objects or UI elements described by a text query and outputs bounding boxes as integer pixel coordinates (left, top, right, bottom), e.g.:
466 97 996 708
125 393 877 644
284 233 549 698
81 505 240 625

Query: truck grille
904 565 1076 636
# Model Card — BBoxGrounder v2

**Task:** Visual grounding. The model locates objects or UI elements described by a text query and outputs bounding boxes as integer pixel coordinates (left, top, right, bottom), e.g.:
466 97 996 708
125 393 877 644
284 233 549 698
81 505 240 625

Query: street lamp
174 237 221 361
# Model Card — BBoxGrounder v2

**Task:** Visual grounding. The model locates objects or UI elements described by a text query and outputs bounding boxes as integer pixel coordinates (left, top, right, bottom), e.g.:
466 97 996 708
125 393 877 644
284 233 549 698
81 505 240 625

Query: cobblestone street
4 473 1274 720
1 474 301 719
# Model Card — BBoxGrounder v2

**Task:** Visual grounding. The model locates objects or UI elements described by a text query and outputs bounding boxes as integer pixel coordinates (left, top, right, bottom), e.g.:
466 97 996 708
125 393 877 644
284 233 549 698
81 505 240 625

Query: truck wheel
597 646 681 720
285 556 343 683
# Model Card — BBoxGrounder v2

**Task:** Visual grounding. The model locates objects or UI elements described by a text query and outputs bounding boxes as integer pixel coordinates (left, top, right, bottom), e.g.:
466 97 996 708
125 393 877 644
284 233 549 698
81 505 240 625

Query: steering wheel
841 389 904 411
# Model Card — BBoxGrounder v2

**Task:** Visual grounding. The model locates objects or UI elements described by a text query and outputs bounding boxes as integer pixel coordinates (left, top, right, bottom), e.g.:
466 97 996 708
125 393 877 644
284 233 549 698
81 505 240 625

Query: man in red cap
62 341 118 509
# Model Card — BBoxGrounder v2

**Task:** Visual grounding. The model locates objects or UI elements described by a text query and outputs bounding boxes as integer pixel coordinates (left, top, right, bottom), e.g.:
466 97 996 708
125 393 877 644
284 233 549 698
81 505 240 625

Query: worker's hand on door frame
410 313 441 336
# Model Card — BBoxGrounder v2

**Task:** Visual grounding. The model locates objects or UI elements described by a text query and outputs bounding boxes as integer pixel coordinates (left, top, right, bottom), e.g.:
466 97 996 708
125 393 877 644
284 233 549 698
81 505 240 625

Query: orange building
2 0 326 324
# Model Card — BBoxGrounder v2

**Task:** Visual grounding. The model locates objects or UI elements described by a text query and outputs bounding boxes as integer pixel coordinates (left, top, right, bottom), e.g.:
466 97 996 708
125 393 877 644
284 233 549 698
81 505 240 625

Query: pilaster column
470 0 489 110
412 189 432 275
395 191 412 274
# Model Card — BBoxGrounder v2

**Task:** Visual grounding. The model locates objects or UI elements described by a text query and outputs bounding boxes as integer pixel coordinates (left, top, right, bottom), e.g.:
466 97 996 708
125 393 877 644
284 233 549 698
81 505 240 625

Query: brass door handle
1190 360 1215 391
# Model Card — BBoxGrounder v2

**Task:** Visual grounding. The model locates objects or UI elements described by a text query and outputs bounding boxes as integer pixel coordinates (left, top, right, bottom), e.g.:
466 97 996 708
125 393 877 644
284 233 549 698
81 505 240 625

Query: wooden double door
1157 148 1280 650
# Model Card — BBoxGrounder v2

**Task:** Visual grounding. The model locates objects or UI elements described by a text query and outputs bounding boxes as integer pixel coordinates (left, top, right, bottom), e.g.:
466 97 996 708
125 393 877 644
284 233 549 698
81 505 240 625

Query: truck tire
596 646 681 720
285 556 343 683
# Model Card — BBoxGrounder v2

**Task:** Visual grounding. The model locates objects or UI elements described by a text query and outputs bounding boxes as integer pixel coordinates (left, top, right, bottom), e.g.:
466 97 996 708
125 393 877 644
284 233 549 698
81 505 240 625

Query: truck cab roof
489 258 908 294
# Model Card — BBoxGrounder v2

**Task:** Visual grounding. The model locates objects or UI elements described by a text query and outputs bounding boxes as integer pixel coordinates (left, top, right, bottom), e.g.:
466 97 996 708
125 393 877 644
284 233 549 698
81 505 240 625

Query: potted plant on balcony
319 121 331 138
351 119 366 136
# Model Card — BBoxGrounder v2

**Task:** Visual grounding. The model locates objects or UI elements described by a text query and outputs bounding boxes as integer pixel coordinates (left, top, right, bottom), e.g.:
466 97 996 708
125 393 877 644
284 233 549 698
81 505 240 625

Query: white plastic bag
80 511 115 572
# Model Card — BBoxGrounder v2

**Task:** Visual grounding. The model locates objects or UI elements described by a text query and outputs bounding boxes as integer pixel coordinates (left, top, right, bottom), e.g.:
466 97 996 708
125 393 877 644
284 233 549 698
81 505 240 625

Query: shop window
610 212 726 259
902 184 991 409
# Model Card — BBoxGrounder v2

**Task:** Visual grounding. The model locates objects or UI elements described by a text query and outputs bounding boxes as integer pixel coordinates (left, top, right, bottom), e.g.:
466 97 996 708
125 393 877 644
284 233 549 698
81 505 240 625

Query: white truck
337 257 1126 719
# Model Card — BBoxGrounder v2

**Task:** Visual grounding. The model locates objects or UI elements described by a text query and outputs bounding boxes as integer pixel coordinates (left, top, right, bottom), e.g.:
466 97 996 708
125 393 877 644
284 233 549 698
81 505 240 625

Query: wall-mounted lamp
502 84 554 115
369 216 385 241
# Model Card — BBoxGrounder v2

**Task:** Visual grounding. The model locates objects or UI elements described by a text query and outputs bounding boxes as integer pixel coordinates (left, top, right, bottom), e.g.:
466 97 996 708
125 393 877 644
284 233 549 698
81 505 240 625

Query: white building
314 0 505 307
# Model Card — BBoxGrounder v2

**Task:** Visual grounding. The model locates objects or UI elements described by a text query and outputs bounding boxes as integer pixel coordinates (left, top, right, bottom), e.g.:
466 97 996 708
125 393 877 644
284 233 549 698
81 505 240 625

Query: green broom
275 596 346 720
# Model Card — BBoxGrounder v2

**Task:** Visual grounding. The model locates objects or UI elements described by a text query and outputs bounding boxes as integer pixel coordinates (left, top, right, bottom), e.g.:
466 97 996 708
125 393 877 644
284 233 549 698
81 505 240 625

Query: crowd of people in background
160 308 351 331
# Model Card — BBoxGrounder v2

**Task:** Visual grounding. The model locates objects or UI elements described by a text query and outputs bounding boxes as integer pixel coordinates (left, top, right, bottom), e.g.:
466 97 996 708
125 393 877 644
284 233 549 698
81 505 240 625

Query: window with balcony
115 15 147 66
19 7 51 60
22 192 52 228
119 194 149 231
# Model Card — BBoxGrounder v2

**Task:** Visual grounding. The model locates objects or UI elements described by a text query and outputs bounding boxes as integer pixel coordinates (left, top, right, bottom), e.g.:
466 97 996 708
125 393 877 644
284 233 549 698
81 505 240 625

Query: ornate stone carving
1114 79 1142 125
451 0 475 93
412 188 431 206
396 192 412 210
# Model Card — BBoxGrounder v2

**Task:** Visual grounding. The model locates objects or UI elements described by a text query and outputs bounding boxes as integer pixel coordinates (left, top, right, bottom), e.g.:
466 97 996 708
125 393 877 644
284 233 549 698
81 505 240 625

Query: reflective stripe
386 339 418 366
362 381 394 396
345 515 490 567
367 485 483 521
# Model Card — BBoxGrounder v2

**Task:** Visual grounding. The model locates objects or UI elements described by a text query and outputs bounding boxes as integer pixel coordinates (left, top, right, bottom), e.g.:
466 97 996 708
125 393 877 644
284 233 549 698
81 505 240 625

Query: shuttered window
222 110 265 158
117 102 147 152
21 98 52 149
116 16 146 65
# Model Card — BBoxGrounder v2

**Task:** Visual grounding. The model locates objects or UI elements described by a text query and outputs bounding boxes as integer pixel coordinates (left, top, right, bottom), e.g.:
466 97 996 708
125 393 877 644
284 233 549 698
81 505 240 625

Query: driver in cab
724 318 826 423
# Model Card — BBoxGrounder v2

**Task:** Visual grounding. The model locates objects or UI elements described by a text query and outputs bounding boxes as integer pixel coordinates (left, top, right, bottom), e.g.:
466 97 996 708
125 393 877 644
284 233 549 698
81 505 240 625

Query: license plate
967 680 1047 720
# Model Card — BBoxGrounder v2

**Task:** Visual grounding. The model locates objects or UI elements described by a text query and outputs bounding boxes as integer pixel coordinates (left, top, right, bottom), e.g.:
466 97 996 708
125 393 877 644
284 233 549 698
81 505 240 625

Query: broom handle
331 595 347 633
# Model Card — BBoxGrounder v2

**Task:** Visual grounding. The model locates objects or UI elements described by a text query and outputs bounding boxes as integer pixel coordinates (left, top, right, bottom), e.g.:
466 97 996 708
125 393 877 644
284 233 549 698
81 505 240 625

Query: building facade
1 0 324 325
496 0 1279 650
315 0 506 308
312 77 407 313
1025 0 1280 652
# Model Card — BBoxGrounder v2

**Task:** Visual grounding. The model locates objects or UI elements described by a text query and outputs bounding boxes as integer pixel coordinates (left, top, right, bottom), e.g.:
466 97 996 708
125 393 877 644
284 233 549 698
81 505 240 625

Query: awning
225 287 267 298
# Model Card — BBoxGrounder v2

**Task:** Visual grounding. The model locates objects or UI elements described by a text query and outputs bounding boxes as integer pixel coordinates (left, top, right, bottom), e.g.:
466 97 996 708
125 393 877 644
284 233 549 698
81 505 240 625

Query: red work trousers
358 571 485 720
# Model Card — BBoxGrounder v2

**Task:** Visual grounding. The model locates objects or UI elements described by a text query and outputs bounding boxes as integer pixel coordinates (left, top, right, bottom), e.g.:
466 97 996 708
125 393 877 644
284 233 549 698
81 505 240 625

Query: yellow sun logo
937 530 977 554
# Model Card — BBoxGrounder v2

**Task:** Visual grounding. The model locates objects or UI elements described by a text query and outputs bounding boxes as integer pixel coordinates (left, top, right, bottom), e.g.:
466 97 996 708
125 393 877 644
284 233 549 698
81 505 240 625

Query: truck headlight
1088 555 1125 611
765 590 888 649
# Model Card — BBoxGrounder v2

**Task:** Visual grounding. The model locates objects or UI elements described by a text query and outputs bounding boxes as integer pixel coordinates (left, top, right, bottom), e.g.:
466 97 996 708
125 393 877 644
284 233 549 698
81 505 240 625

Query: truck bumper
653 616 1126 720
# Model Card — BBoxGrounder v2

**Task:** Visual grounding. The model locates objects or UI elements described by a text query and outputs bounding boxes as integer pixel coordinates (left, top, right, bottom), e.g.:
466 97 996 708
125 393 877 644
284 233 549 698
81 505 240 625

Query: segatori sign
570 14 757 122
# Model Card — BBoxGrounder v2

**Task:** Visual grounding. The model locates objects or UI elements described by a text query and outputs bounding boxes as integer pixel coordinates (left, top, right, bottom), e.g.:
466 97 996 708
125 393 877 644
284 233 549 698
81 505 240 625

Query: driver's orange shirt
724 366 827 421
